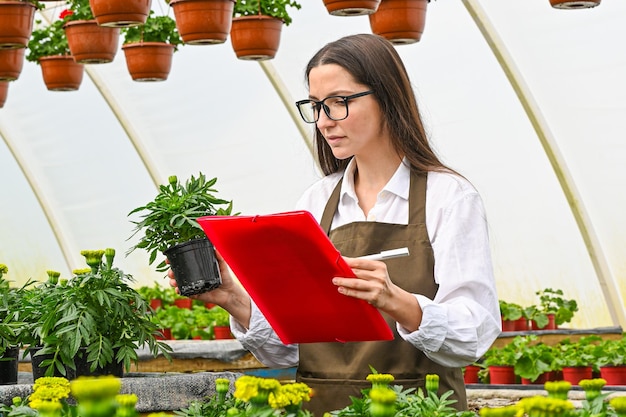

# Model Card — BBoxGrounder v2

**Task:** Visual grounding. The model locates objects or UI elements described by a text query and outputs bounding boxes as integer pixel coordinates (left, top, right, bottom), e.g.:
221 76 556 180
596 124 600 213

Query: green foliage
233 0 302 26
498 300 523 321
26 20 72 64
482 341 518 367
553 336 603 370
594 334 626 367
0 274 31 356
121 13 182 50
137 281 177 305
24 249 172 377
536 288 579 325
510 335 556 382
127 173 235 272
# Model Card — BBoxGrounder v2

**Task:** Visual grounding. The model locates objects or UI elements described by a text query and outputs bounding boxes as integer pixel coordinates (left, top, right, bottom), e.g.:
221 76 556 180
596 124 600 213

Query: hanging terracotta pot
323 0 380 16
122 42 175 82
89 0 152 27
0 1 36 49
169 0 235 45
64 20 120 64
369 0 427 45
0 81 8 108
550 0 600 9
0 47 25 81
230 15 282 61
39 55 84 91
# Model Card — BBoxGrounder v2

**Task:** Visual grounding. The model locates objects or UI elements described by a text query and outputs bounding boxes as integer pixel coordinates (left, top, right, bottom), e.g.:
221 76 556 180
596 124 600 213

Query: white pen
358 247 410 261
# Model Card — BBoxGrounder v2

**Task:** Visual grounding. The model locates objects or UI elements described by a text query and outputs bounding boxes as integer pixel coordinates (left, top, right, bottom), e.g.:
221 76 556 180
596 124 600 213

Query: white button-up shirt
231 159 502 368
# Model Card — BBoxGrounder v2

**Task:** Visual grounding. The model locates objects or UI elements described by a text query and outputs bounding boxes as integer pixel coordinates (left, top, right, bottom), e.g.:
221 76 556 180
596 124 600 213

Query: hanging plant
232 0 301 26
121 13 182 49
26 19 72 63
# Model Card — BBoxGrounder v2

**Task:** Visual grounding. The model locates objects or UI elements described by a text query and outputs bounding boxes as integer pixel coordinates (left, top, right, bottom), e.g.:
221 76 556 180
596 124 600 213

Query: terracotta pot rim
233 15 283 22
39 55 77 61
122 41 176 50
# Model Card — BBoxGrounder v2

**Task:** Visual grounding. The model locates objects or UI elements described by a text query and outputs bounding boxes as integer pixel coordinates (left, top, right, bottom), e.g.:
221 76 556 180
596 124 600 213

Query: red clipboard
197 210 394 344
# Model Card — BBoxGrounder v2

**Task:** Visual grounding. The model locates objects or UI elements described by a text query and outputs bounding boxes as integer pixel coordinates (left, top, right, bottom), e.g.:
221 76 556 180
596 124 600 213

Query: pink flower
59 9 73 20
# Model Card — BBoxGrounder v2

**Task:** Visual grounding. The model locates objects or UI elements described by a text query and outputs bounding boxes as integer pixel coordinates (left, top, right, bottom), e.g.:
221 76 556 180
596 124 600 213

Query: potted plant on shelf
127 173 235 298
0 265 28 385
207 305 232 339
0 0 40 49
61 0 120 64
511 335 557 385
120 13 182 82
168 0 235 45
23 249 172 379
482 341 518 384
536 287 578 328
499 299 526 332
553 336 602 385
230 0 301 60
595 334 626 385
26 18 84 91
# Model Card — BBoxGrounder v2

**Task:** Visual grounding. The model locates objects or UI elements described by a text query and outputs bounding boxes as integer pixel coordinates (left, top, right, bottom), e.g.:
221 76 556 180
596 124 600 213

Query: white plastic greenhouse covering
1 0 625 330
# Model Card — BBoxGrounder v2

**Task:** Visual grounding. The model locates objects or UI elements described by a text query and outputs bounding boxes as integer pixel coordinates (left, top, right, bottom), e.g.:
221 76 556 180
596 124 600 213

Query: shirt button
367 213 376 221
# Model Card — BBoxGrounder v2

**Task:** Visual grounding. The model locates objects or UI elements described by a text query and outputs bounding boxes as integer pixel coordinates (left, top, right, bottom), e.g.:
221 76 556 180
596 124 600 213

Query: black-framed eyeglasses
295 90 374 124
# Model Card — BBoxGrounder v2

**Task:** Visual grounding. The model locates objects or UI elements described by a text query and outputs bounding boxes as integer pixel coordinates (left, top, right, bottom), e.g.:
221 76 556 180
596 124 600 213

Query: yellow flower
425 374 439 393
369 387 397 417
479 405 521 417
70 376 122 401
366 373 395 388
30 377 70 403
73 268 92 275
116 394 138 407
611 396 626 416
268 382 311 409
215 378 231 394
233 376 259 402
518 396 573 417
579 378 607 401
30 399 62 417
544 380 571 400
0 264 8 276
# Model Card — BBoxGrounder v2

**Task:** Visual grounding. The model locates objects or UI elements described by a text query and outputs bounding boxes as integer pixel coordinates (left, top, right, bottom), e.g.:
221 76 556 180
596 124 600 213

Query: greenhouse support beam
0 128 74 274
462 0 626 328
259 61 315 156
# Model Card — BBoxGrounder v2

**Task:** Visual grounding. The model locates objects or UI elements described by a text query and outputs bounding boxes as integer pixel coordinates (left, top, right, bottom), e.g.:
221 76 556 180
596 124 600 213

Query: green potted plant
120 13 183 82
499 299 526 332
127 173 235 297
511 335 557 384
26 19 84 91
207 305 232 339
536 288 579 327
554 336 602 384
24 248 172 378
0 264 27 384
482 341 518 384
230 0 302 60
595 334 626 385
61 0 120 64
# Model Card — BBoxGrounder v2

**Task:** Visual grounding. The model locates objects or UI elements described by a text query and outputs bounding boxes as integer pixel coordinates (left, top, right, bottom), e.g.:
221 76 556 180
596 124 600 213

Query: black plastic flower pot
0 346 19 385
29 346 77 380
164 237 222 297
73 347 123 378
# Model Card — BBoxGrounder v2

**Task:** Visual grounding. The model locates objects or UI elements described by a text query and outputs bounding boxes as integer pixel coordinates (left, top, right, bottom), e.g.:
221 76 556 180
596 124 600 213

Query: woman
170 34 501 415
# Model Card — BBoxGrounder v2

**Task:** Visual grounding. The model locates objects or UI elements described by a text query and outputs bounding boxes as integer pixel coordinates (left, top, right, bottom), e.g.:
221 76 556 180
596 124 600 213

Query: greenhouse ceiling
1 0 625 329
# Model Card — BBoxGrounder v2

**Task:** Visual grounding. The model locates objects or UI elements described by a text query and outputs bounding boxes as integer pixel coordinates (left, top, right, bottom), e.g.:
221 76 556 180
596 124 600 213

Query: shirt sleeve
396 190 502 367
230 300 299 368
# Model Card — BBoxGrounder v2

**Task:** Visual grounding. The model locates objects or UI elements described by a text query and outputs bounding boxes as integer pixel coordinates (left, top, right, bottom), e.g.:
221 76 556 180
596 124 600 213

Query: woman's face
308 64 386 161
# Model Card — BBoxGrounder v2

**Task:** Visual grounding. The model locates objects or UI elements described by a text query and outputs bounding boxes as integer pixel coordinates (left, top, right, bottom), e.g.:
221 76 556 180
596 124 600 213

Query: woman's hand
332 257 422 332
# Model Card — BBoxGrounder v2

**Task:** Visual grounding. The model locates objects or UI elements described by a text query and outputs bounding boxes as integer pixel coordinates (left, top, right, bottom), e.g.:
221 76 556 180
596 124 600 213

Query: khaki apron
297 171 467 415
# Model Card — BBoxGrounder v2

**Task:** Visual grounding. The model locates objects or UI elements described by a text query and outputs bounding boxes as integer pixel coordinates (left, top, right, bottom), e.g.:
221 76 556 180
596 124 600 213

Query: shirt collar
340 158 410 202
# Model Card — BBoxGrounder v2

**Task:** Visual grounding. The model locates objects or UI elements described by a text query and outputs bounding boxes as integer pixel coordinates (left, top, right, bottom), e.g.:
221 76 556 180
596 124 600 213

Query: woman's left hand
333 257 422 332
